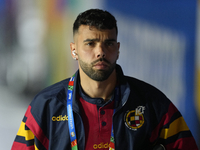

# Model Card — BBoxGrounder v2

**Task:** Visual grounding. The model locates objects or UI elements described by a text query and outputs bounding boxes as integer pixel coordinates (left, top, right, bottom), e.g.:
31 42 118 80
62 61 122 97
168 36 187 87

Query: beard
79 58 116 81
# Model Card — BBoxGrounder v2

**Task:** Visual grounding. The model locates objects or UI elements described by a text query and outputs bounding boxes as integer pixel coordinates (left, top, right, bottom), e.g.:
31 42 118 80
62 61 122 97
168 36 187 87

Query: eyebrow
105 39 117 42
83 38 117 43
83 39 99 43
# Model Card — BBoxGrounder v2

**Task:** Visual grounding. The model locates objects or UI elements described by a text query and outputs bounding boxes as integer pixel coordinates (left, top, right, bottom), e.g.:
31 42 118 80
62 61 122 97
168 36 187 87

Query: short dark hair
73 9 118 36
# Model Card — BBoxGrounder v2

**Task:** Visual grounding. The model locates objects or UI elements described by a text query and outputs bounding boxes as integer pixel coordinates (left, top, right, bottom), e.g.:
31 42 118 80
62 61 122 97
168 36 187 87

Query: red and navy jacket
11 65 198 150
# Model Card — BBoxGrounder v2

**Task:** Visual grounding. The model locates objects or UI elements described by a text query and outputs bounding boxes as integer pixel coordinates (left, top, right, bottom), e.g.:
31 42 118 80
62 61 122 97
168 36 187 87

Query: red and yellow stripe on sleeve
11 105 48 150
150 103 198 149
11 119 36 150
160 116 189 139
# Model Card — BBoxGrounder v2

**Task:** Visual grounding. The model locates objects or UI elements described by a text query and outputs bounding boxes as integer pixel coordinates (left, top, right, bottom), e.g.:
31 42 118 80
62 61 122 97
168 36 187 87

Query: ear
70 42 78 60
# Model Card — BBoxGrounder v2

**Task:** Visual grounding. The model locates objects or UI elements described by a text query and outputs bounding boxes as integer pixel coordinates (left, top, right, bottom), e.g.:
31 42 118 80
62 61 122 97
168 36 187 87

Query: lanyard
67 75 119 150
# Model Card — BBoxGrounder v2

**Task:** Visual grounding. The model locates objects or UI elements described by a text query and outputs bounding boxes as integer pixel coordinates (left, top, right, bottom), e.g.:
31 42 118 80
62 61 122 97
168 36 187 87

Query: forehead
75 25 117 41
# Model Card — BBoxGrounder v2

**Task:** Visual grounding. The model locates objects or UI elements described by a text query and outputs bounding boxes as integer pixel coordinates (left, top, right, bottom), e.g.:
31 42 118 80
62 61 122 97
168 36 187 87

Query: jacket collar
65 64 131 113
115 64 131 110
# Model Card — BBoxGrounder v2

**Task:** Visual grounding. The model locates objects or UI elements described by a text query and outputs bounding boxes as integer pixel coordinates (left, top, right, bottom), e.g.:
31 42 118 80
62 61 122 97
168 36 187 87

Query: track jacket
11 65 198 150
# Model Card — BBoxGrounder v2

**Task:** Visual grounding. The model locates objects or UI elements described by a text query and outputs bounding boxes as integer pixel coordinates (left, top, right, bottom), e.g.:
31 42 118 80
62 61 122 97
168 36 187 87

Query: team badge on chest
124 106 145 130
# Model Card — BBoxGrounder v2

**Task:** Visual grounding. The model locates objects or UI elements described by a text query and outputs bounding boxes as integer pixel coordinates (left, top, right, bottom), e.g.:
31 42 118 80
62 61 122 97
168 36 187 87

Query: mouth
92 59 109 70
93 62 108 70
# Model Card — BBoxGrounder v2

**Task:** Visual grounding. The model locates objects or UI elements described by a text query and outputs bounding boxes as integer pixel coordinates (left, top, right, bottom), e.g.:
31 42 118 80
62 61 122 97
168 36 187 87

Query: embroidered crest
124 106 145 130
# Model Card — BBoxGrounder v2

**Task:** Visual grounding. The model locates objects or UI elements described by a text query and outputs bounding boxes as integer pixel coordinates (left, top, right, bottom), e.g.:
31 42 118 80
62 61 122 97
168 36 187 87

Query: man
12 9 198 150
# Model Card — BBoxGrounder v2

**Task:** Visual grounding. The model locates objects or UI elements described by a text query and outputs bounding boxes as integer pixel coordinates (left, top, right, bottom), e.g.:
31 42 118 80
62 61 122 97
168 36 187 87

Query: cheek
109 51 119 61
77 44 92 55
78 51 94 64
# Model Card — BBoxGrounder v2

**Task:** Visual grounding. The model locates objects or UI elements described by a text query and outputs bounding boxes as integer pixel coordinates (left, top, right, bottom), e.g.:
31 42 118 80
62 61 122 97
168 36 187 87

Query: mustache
91 58 110 65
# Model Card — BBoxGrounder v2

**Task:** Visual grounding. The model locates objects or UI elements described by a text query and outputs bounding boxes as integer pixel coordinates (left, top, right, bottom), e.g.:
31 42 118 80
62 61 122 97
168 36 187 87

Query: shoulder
125 76 166 97
117 65 167 101
124 76 172 108
35 78 70 99
29 78 70 115
124 76 178 123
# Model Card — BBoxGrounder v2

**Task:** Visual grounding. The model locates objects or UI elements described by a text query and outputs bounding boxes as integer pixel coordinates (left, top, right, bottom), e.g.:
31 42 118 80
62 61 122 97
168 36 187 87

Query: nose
96 44 106 58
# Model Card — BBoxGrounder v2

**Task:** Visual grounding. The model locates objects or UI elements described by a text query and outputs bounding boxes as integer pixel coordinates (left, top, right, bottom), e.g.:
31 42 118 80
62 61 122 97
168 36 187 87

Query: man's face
71 25 120 81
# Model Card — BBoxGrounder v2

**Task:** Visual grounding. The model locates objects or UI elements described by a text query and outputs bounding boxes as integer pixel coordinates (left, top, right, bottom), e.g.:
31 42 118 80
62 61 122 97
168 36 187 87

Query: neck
79 69 117 101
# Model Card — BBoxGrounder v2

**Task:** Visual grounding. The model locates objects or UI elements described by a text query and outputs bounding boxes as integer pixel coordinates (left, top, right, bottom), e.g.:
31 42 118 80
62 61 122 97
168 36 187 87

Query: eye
86 42 95 46
105 41 114 46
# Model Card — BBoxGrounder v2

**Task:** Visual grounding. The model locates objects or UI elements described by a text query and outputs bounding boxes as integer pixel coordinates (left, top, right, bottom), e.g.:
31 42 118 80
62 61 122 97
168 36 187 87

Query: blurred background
0 0 200 149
